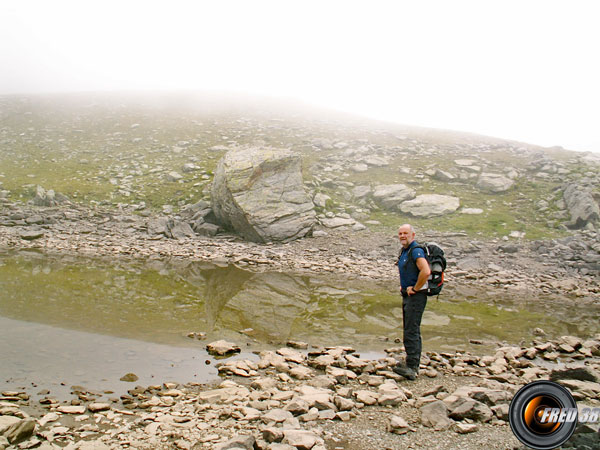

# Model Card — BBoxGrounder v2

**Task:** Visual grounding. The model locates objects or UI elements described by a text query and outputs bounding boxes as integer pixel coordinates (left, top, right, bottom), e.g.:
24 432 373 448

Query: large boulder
476 173 514 193
372 184 416 210
563 183 600 228
211 148 316 242
400 194 460 217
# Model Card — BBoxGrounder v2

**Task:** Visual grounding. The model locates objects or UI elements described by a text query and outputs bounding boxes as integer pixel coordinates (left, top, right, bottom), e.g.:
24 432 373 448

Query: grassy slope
0 92 593 239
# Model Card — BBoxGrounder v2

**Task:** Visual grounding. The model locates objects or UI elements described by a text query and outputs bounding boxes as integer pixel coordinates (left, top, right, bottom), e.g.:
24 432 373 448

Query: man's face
398 227 414 248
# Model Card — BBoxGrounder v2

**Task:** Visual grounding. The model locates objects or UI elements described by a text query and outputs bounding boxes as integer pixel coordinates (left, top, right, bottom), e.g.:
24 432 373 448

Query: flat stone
355 390 378 405
400 194 460 217
57 405 86 414
75 442 112 450
389 415 412 435
282 429 320 450
251 377 277 391
214 435 256 450
3 418 36 444
268 444 297 450
0 416 20 434
449 399 494 422
333 396 355 411
336 411 352 421
453 423 478 434
287 341 309 350
197 386 250 403
87 403 110 413
318 409 336 420
319 217 356 228
461 208 483 215
206 340 241 356
262 409 293 424
559 380 600 397
289 366 314 380
19 230 44 240
262 426 284 443
284 399 310 416
277 348 306 364
420 400 453 430
307 375 335 390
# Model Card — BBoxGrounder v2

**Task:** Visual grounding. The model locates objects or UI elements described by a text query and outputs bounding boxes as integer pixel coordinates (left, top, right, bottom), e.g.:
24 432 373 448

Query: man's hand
407 286 416 295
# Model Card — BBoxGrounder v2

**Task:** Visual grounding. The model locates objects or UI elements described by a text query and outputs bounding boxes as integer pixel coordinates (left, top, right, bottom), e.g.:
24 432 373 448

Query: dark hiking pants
402 290 428 370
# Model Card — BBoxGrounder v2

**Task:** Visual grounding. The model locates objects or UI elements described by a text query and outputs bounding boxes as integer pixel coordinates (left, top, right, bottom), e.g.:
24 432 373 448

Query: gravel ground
320 374 522 450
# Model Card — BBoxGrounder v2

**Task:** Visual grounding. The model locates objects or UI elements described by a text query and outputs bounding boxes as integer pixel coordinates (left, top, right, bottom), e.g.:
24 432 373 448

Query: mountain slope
1 92 598 239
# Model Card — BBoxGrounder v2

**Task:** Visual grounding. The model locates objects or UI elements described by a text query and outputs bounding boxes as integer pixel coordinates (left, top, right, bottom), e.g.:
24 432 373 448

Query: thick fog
1 0 599 152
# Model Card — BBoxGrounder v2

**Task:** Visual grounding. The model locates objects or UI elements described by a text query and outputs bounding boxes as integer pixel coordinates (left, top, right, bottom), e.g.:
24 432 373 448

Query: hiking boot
393 364 417 381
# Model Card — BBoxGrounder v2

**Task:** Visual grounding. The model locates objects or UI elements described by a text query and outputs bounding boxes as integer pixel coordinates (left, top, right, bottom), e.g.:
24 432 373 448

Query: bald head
398 224 414 234
398 224 415 248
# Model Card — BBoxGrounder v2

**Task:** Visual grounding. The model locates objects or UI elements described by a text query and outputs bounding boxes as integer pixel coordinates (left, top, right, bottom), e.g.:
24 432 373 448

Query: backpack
401 242 447 296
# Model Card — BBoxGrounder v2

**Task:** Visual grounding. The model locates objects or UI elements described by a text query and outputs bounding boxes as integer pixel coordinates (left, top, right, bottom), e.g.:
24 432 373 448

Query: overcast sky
1 0 599 152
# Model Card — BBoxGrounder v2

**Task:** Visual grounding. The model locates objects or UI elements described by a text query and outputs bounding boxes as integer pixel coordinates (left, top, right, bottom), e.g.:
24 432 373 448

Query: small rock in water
287 340 309 349
187 331 207 340
119 373 139 382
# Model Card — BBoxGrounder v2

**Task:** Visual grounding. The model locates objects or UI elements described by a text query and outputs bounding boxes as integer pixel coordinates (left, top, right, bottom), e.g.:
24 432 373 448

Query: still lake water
1 249 597 399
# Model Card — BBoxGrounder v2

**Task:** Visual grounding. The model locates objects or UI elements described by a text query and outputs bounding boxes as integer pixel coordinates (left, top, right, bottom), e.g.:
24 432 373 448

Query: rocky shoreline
2 199 600 449
1 200 600 300
1 334 599 450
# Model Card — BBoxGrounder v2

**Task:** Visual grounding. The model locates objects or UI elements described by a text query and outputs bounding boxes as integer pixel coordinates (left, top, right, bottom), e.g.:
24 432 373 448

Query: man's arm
408 257 431 295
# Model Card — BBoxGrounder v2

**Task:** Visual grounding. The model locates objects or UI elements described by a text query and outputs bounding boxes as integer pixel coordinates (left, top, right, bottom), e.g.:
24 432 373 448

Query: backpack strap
406 244 425 268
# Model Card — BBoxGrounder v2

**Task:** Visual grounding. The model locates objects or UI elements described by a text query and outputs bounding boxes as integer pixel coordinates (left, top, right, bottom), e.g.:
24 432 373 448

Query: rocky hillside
1 93 600 450
1 92 599 242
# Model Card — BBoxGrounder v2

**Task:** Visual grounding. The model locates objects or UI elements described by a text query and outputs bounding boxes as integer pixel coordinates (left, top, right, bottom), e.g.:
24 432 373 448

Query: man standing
394 224 431 380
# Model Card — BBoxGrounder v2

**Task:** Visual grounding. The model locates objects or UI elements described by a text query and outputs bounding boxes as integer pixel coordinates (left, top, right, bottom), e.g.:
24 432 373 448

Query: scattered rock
420 400 453 430
453 422 478 434
448 399 494 423
214 435 255 450
400 194 460 217
282 429 321 449
388 415 413 435
2 418 35 445
476 173 514 193
56 405 86 414
207 340 241 356
19 230 44 240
